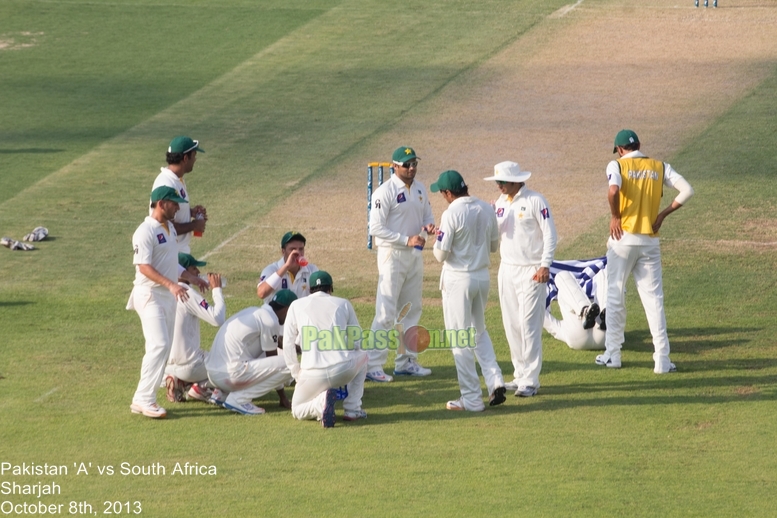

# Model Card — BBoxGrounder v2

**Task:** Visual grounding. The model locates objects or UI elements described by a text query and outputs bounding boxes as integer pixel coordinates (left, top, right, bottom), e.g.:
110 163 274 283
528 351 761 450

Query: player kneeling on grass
164 253 226 404
204 290 297 415
282 271 369 428
430 170 506 412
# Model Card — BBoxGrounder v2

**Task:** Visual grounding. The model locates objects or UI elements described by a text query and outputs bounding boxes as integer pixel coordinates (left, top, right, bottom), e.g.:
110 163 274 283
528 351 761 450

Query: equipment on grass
366 162 394 250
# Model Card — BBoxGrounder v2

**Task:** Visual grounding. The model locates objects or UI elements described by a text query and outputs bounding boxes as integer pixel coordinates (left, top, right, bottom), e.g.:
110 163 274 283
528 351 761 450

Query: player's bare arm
407 234 426 248
652 201 684 233
256 251 301 298
180 270 209 292
608 185 623 240
138 264 189 302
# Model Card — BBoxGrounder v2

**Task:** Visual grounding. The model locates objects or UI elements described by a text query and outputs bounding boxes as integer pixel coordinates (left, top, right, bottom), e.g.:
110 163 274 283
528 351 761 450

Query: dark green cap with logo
310 270 333 288
430 170 466 193
178 253 206 268
281 231 306 248
392 146 419 164
151 186 188 204
271 289 298 307
168 136 204 154
613 129 639 153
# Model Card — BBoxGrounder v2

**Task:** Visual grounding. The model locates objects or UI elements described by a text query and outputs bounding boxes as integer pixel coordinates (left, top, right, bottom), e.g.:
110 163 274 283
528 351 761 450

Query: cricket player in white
545 269 607 351
368 146 435 382
598 130 693 372
150 136 207 254
430 170 506 411
485 161 557 397
128 186 191 419
205 290 296 415
164 253 226 403
283 271 369 428
257 231 319 303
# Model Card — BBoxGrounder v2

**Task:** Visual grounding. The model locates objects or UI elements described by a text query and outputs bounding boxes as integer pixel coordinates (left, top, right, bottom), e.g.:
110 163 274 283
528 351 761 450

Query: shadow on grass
0 301 34 307
620 327 760 354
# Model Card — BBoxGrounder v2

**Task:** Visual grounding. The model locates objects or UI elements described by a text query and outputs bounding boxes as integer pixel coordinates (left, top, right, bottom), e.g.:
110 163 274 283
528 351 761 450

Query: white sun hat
483 161 532 183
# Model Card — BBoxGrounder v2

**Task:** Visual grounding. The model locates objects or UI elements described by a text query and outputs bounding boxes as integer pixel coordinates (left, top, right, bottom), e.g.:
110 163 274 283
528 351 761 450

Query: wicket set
366 162 394 250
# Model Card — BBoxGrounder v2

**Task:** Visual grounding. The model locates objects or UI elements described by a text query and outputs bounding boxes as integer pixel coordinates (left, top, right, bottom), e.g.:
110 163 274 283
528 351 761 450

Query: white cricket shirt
369 174 434 248
258 258 319 302
168 284 226 366
434 196 498 273
205 306 281 376
132 216 179 288
494 186 557 268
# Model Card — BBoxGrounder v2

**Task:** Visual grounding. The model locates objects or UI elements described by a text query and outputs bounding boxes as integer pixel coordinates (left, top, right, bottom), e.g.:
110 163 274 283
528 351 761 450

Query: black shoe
489 386 507 407
582 303 600 330
598 309 606 331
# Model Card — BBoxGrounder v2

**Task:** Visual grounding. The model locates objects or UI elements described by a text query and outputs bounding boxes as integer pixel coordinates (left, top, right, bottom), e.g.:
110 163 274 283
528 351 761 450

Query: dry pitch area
225 0 777 293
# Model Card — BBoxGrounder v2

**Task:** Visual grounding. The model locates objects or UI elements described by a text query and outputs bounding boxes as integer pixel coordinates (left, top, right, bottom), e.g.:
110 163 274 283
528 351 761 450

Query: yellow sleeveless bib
616 157 664 236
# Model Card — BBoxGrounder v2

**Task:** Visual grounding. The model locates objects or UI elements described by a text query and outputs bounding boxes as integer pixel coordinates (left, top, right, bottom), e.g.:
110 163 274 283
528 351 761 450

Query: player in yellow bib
596 130 694 373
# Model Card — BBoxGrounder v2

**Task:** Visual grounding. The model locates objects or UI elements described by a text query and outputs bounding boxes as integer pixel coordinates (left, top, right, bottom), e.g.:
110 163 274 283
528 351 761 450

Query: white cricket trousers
208 356 291 405
544 270 606 350
165 351 208 384
441 269 503 411
369 247 423 370
291 352 368 421
605 238 672 373
498 264 545 388
130 287 176 406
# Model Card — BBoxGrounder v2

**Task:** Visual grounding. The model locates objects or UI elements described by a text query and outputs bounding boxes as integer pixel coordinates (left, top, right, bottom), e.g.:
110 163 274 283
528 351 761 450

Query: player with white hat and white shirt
163 253 226 403
128 186 191 419
205 290 297 415
485 161 557 397
283 271 369 428
150 136 207 254
367 146 435 382
430 170 506 411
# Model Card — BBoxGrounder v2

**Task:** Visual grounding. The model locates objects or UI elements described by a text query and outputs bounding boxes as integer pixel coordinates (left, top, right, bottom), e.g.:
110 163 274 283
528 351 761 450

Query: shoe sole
130 404 166 419
446 402 465 411
321 389 336 428
515 388 538 397
342 414 367 422
366 376 393 382
583 303 600 330
489 387 507 407
393 371 431 377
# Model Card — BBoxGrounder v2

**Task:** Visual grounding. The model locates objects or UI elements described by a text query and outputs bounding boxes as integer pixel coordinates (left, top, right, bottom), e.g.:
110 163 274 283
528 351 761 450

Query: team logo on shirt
540 207 550 220
496 208 504 217
272 334 278 344
437 231 444 242
156 233 166 244
397 192 406 203
282 279 288 289
134 245 138 255
199 299 209 310
180 188 186 199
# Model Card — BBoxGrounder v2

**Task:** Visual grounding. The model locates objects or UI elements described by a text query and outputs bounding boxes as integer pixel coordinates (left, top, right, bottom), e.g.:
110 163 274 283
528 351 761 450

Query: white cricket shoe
223 396 265 415
366 369 393 382
343 409 368 421
130 402 167 419
595 352 622 369
515 386 538 398
394 358 431 377
445 398 484 412
504 380 519 392
208 388 227 407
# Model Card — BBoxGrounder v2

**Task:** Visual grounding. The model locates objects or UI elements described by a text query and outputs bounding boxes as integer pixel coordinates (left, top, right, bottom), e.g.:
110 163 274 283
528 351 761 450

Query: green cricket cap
168 136 204 154
430 170 466 193
281 231 306 248
310 270 333 288
271 289 297 307
151 186 187 204
392 146 420 164
178 253 206 269
613 129 639 153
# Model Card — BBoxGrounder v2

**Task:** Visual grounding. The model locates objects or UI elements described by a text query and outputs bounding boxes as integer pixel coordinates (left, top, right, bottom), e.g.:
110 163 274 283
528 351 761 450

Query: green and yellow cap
430 170 466 193
168 136 204 154
392 146 419 164
178 253 206 269
151 186 187 204
613 129 639 153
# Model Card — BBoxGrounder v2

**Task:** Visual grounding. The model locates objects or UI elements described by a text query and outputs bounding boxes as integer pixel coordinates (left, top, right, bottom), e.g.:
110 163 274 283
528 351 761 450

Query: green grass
1 0 777 516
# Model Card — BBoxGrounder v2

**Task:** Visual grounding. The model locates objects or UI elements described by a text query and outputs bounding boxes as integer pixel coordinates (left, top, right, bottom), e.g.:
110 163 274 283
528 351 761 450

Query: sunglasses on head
400 161 418 169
